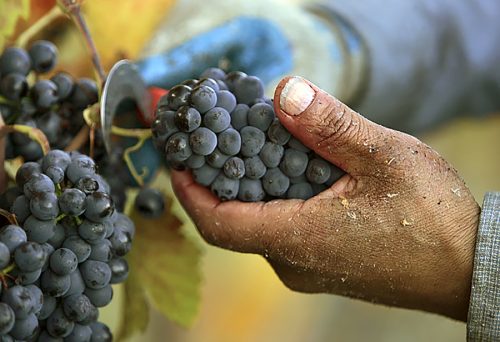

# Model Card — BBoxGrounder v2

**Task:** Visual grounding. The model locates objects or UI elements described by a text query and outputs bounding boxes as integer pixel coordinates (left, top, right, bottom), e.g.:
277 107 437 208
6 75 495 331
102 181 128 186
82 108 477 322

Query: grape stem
55 213 67 223
110 126 153 186
0 209 19 226
16 6 63 48
58 0 106 86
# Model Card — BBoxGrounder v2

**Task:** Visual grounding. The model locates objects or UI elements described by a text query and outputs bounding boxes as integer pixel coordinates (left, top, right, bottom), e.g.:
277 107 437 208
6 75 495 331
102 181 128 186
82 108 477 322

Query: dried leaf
116 269 150 340
0 0 30 50
128 179 203 328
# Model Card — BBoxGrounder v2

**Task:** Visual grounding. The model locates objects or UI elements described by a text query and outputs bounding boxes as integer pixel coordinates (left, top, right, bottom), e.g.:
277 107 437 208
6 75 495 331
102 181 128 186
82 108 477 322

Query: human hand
171 76 480 321
135 0 359 101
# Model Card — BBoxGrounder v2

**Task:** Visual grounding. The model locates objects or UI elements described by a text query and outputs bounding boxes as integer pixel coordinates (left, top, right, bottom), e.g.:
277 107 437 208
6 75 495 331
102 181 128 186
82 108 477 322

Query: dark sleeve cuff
467 192 500 341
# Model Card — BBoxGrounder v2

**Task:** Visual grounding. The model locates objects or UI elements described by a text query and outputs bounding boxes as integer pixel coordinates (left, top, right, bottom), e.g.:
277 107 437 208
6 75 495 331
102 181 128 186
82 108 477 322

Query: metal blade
100 60 151 153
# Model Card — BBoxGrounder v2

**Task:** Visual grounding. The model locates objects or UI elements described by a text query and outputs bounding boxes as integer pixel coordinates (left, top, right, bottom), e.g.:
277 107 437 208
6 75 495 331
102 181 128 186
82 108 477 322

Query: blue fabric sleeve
315 1 500 134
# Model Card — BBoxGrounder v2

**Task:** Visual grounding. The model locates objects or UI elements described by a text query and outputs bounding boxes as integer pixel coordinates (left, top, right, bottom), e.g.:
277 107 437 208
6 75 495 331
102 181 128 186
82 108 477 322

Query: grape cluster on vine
0 41 98 161
152 68 345 201
0 150 133 341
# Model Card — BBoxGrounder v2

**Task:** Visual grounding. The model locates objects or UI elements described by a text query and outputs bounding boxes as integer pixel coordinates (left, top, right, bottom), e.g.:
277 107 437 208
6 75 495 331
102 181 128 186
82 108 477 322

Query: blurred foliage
0 0 30 50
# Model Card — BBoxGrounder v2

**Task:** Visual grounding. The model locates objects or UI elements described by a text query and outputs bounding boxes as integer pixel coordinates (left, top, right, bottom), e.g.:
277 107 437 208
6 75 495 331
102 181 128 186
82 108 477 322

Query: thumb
273 76 391 173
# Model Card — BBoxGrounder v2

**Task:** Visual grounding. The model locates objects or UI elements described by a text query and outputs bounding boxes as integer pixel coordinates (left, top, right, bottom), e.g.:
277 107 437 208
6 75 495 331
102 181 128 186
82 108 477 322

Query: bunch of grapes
0 41 98 161
0 150 133 341
152 68 345 201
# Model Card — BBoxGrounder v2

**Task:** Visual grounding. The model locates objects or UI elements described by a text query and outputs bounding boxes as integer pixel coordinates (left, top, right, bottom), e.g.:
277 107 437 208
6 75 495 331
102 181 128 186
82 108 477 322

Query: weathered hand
171 76 480 321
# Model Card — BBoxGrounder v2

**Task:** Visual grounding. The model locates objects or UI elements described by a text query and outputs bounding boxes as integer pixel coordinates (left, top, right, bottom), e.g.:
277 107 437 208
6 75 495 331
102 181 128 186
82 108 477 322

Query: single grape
65 155 96 184
63 294 93 322
325 164 345 186
112 213 135 239
62 236 91 263
31 79 58 109
238 178 265 202
305 158 332 184
215 90 237 112
89 239 112 262
165 84 192 110
210 174 239 201
268 119 291 145
66 323 92 341
230 103 250 131
224 71 247 92
30 191 59 220
0 303 15 335
50 72 74 100
25 284 43 315
206 148 230 169
108 258 129 284
108 227 132 257
23 216 56 243
287 183 314 200
288 137 310 153
0 73 28 101
192 164 220 186
185 154 206 169
165 132 192 163
223 157 245 179
217 128 241 156
233 76 264 105
0 225 27 253
78 220 106 243
0 241 9 269
259 142 284 168
10 195 30 224
28 40 57 73
280 149 309 178
248 103 275 131
197 78 220 91
189 85 217 113
84 192 114 223
244 156 267 180
240 126 266 157
74 175 100 195
189 127 217 156
84 285 113 307
58 188 86 216
262 168 290 197
23 173 55 199
12 268 41 285
203 107 231 133
70 78 98 109
14 241 47 272
47 307 74 338
9 313 38 340
36 111 62 146
44 165 65 184
38 294 57 320
40 270 70 298
200 67 226 80
14 140 43 162
134 188 165 219
49 248 78 276
0 47 31 75
65 269 86 298
89 322 112 341
1 285 35 319
47 224 65 249
79 303 98 325
174 106 201 132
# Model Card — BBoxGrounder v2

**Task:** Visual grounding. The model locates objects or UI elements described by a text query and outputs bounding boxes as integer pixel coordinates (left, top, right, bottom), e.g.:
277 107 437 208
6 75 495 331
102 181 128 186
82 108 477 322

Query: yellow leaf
0 0 30 50
116 270 150 340
128 179 203 328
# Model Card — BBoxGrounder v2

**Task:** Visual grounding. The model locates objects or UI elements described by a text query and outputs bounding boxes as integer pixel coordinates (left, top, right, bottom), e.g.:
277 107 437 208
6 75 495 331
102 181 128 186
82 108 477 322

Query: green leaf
127 177 203 328
116 270 150 340
0 0 30 51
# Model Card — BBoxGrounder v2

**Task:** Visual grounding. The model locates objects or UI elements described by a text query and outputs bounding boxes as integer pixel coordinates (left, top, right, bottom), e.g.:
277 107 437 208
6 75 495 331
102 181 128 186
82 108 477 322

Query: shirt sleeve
467 192 500 341
313 0 500 134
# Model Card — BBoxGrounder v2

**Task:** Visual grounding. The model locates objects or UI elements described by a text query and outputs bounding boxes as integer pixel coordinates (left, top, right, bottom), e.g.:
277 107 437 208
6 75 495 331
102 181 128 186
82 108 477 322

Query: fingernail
279 77 315 116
